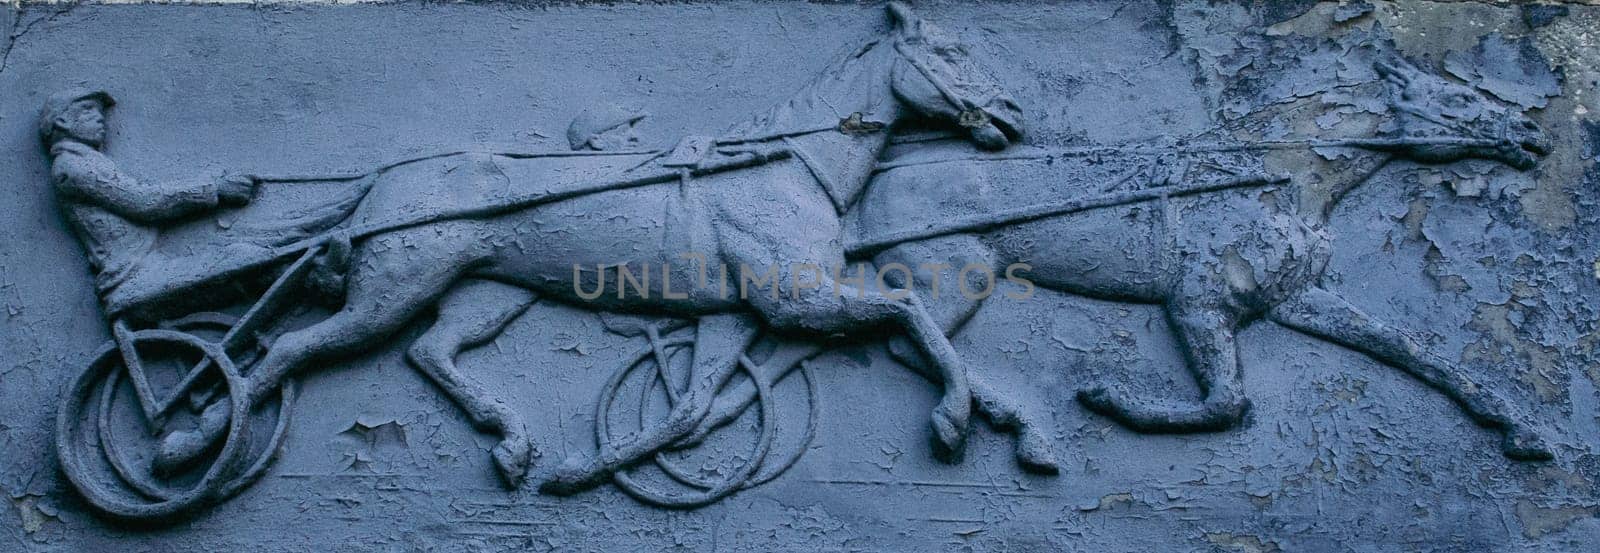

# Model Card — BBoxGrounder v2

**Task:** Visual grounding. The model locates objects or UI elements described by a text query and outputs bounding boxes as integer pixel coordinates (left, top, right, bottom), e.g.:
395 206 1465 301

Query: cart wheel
592 328 817 508
55 315 295 521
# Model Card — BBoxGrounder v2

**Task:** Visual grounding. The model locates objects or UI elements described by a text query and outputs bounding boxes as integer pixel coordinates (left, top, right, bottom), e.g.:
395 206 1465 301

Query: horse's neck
1282 147 1393 224
728 42 900 213
783 122 894 213
1262 93 1397 222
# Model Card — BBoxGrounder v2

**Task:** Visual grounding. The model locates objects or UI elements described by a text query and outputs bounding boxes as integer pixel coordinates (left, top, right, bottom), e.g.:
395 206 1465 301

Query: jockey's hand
217 172 258 206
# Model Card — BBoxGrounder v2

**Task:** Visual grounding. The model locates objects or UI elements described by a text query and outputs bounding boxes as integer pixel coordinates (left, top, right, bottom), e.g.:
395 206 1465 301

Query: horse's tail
223 176 375 248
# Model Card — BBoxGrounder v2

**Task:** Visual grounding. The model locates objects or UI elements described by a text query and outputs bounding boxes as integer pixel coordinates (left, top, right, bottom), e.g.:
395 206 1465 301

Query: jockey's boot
152 399 231 475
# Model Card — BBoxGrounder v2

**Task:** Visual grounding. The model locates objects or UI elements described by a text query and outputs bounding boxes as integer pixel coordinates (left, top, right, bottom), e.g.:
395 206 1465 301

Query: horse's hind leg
1077 302 1250 433
154 237 474 472
1268 286 1552 461
542 312 761 495
408 279 538 487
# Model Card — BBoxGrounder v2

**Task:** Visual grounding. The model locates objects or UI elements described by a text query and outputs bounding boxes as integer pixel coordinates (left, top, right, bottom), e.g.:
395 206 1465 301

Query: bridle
706 34 989 147
892 39 995 132
676 35 991 213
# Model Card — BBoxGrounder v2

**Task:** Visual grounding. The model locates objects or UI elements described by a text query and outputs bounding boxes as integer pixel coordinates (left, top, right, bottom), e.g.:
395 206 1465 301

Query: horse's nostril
1524 139 1550 156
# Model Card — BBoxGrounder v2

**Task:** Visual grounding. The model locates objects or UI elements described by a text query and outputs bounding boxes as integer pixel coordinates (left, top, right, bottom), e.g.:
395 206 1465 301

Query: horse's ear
888 2 920 34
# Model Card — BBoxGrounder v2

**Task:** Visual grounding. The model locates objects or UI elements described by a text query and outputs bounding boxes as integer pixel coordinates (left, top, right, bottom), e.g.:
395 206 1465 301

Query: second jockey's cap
567 103 645 150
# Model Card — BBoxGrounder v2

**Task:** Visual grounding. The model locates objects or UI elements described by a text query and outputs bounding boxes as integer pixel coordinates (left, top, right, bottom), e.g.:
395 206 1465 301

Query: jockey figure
42 88 261 318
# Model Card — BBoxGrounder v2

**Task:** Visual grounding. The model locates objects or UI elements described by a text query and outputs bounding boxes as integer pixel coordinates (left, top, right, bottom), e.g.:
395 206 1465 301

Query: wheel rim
55 323 291 521
591 329 816 508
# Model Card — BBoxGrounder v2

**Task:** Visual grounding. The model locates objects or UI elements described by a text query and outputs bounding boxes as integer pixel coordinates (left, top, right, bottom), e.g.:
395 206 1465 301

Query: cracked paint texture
1 1 1598 551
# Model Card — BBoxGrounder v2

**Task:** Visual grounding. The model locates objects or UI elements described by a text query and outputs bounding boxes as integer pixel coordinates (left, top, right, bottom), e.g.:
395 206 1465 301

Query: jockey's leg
408 279 539 487
542 312 760 494
154 233 476 473
102 242 277 320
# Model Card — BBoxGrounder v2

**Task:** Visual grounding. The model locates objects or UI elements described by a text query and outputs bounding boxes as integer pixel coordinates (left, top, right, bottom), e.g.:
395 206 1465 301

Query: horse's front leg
893 291 975 458
875 237 1059 472
740 263 975 459
1078 302 1250 433
407 279 539 488
708 184 973 457
1267 286 1553 460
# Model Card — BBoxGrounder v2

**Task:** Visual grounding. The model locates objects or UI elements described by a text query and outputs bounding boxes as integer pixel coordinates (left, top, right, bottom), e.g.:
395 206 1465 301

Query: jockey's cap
567 104 645 150
40 87 115 144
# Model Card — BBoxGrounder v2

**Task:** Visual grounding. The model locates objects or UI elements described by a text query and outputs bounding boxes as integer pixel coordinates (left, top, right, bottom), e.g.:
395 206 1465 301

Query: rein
247 37 984 259
845 173 1290 257
873 135 1512 173
851 132 1517 255
255 35 965 190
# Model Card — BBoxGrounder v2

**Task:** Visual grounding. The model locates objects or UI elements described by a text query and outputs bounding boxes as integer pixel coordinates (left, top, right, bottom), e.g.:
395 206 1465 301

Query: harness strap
892 40 969 117
782 136 848 215
846 173 1289 257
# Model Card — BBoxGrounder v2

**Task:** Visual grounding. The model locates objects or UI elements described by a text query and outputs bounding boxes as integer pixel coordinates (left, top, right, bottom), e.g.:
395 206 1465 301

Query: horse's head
886 2 1023 150
1375 56 1549 170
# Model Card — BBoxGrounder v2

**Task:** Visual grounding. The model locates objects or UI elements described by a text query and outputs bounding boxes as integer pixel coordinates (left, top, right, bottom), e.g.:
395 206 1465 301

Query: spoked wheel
593 327 819 508
56 313 295 521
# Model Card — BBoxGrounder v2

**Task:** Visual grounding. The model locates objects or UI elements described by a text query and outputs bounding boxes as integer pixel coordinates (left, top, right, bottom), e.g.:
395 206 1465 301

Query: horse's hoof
930 403 969 461
539 456 607 495
492 435 536 488
1502 428 1554 462
1014 427 1060 475
1192 396 1250 432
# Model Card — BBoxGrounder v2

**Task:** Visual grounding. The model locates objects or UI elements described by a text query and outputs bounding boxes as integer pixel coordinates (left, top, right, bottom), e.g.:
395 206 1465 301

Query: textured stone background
2 1 1598 551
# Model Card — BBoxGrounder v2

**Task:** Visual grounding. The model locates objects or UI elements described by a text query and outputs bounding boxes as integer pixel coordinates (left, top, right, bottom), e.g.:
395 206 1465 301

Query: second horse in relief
868 53 1554 467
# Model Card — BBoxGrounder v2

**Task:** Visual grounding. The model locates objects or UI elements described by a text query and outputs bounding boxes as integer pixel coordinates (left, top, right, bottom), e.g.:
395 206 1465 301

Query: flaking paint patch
1464 300 1568 404
1514 499 1598 539
1265 1 1377 38
10 494 58 536
1 1 1596 550
1204 531 1282 553
1372 0 1524 60
1077 491 1136 512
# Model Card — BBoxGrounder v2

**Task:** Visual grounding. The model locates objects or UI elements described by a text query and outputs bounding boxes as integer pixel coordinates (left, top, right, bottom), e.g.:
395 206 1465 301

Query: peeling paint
1514 499 1598 539
0 1 1595 550
1205 531 1282 553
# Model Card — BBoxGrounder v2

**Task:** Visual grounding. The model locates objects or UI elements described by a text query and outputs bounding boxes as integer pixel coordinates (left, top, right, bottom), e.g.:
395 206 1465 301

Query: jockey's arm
58 161 254 225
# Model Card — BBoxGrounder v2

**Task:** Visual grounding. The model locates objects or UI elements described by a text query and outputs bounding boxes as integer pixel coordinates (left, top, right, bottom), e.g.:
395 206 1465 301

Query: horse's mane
722 38 890 139
1194 28 1404 145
